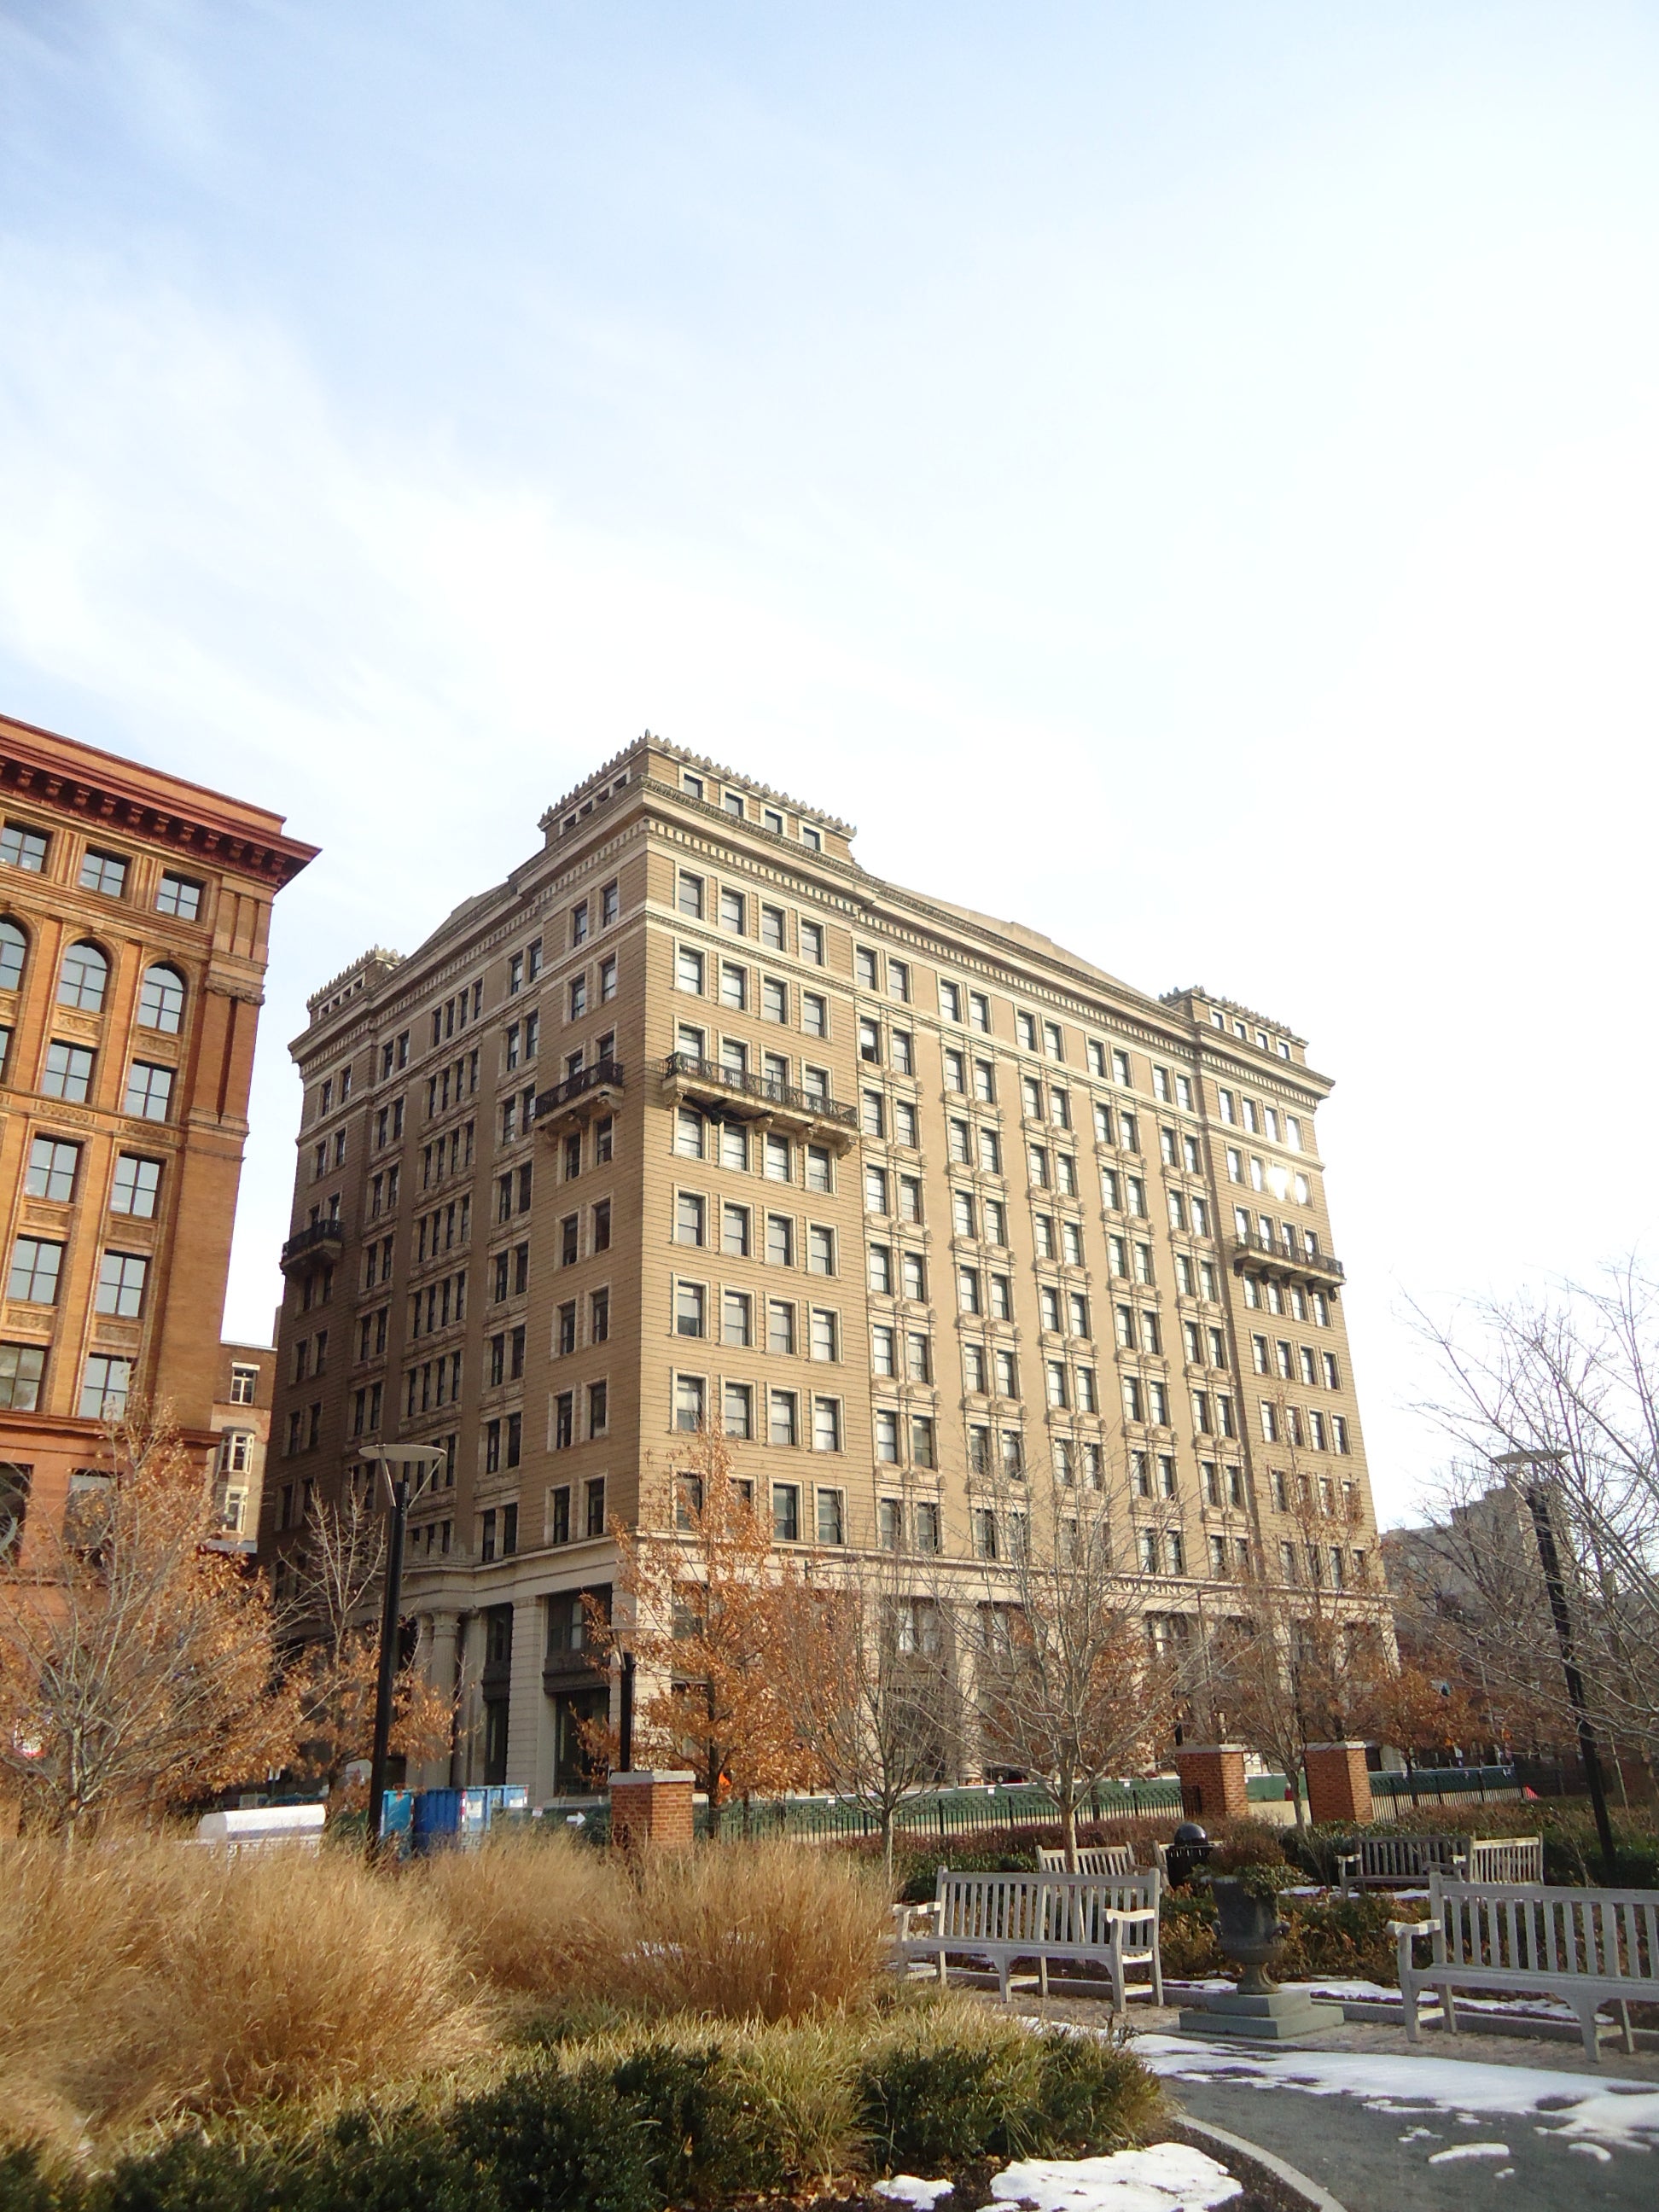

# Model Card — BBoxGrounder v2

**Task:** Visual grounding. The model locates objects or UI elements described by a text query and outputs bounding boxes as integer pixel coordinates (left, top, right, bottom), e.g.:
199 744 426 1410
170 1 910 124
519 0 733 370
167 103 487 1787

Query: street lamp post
358 1444 450 1859
1497 1452 1618 1882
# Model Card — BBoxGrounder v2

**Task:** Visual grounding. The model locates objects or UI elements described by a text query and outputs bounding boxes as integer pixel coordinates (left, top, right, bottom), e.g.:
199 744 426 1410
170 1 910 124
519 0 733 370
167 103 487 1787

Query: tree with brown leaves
0 1414 299 1837
585 1423 823 1806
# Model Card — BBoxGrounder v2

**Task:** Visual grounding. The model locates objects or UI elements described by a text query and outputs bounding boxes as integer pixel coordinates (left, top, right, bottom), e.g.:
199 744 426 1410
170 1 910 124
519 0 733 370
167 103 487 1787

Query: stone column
609 1769 696 1851
1305 1741 1374 1825
1173 1743 1249 1822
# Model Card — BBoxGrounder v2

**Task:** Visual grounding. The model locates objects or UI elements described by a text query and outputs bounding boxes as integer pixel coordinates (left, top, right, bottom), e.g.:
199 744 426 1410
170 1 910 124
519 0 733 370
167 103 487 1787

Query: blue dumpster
412 1787 463 1852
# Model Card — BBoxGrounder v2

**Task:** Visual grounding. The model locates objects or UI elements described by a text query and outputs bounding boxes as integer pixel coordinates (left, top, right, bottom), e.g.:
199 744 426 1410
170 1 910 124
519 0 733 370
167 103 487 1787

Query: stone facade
262 736 1382 1803
0 711 314 1561
209 1340 276 1549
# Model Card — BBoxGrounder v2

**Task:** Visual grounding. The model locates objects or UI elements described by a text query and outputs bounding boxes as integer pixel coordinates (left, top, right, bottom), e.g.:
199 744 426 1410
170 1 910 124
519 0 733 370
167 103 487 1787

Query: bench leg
1617 2000 1635 2057
1439 1982 1458 2037
1039 1953 1050 2000
1402 1976 1422 2045
1151 1945 1164 2008
935 1949 947 1988
997 1956 1011 2003
1576 2001 1603 2064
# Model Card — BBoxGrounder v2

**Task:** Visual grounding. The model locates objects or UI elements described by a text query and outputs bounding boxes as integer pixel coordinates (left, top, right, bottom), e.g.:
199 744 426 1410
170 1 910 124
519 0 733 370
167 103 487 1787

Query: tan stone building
0 710 315 1562
210 1340 276 1550
264 736 1380 1802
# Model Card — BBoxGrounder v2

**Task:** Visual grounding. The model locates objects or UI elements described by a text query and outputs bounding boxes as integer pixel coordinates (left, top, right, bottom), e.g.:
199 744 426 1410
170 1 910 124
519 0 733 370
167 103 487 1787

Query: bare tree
771 1489 957 1876
0 1414 298 1837
947 1460 1185 1867
280 1480 454 1799
1198 1404 1393 1829
1411 1264 1659 1778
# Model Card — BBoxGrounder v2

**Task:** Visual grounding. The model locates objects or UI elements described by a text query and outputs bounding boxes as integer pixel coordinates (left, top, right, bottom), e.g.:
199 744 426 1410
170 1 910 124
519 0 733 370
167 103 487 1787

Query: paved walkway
1004 1994 1659 2211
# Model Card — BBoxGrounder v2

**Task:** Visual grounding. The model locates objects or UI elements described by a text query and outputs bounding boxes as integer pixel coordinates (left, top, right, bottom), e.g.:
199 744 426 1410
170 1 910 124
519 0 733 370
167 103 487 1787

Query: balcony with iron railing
662 1052 858 1147
535 1057 624 1126
1228 1230 1345 1287
279 1219 345 1275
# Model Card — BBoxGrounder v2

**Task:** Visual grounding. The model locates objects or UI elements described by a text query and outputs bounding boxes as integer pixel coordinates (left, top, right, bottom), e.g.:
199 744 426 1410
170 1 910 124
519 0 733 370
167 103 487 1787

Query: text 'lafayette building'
263 736 1378 1801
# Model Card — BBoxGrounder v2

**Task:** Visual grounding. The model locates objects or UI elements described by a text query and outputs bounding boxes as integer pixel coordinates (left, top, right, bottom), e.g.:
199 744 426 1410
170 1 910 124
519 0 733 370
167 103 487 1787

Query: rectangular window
676 1192 706 1246
725 1289 754 1347
79 849 128 898
26 1135 79 1202
869 1244 893 1295
43 1040 96 1103
766 1214 794 1267
723 1382 752 1438
812 1396 841 1452
766 1297 794 1353
79 1353 132 1418
585 1477 606 1537
0 1342 46 1410
125 1062 174 1121
675 1374 706 1432
96 1251 148 1318
769 1388 798 1445
807 1225 835 1276
9 1237 63 1303
809 1306 837 1360
1 821 49 872
816 1487 844 1544
676 1281 707 1337
677 946 705 993
799 919 823 964
720 961 747 1010
721 1201 750 1256
772 1482 800 1541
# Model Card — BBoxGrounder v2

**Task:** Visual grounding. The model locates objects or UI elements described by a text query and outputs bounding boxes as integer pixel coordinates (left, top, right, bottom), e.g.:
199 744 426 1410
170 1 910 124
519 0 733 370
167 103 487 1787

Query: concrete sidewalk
1007 1994 1659 2211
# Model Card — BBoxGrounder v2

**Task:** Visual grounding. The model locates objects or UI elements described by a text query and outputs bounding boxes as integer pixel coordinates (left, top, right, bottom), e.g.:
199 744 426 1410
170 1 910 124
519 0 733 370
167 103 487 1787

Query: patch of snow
1569 2143 1613 2161
1398 2128 1440 2143
1133 2034 1659 2153
876 2181 956 2208
1427 2143 1511 2163
989 2144 1242 2211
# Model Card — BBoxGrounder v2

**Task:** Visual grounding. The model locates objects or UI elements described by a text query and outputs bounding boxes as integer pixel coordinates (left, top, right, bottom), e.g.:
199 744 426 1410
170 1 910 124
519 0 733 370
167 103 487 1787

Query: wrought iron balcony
662 1052 858 1144
1228 1231 1345 1287
280 1219 345 1275
535 1057 624 1125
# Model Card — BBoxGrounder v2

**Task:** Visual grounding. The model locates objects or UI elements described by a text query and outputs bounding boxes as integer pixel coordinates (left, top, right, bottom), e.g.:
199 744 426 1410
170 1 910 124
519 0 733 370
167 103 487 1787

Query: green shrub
1275 1894 1418 1986
612 2040 783 2205
93 2138 287 2212
0 2149 59 2212
1027 2034 1160 2157
1156 1892 1221 1979
449 2063 655 2212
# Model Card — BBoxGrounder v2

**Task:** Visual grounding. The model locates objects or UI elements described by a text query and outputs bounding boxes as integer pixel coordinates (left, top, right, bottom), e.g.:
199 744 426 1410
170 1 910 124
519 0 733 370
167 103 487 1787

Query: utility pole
1499 1453 1617 1881
358 1444 449 1860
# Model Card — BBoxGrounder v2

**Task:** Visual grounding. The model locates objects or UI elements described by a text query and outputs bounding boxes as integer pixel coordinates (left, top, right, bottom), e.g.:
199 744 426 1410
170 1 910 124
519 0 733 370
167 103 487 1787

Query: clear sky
3 2 1655 1526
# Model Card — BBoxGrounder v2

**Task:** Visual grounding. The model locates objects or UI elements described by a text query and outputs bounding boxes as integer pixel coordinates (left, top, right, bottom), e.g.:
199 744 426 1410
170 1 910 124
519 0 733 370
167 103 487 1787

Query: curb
1165 2115 1349 2212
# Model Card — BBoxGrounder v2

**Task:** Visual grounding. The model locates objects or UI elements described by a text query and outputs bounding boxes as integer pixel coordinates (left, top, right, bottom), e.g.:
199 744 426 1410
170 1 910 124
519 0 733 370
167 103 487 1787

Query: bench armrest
1390 1918 1440 1976
892 1902 941 1941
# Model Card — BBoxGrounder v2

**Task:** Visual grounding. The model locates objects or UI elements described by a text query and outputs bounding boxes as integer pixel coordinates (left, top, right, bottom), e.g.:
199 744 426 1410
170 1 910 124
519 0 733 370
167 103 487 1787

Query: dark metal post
1525 1481 1618 1882
367 1461 410 1860
618 1650 635 1773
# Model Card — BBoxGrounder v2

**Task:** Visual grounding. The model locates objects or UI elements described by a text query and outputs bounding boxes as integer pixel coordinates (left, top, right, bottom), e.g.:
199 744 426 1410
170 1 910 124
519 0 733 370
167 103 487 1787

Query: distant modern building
0 710 315 1561
264 735 1382 1802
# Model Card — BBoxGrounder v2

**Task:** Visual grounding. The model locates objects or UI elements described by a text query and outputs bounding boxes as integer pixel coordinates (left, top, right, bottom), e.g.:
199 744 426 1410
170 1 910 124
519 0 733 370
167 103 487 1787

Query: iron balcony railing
279 1219 345 1273
663 1052 858 1130
535 1057 624 1121
1229 1231 1345 1283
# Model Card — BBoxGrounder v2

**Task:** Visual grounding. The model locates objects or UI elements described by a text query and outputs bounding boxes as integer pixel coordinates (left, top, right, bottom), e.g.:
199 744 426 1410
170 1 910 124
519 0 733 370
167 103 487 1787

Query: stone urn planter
1209 1876 1289 1994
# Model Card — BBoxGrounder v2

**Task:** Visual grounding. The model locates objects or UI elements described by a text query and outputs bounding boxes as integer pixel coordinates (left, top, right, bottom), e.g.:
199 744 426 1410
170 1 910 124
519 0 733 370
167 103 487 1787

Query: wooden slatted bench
895 1867 1163 2009
1464 1837 1544 1883
1037 1844 1138 1877
1394 1875 1659 2061
1336 1832 1465 1891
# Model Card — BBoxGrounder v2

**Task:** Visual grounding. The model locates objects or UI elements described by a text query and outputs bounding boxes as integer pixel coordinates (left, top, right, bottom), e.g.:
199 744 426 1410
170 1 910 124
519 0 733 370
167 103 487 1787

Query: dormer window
684 773 704 800
724 790 745 818
800 824 822 851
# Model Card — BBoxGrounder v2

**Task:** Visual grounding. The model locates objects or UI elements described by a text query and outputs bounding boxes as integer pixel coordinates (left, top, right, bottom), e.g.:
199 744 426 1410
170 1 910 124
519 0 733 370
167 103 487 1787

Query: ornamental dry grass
614 1840 890 2023
0 1833 490 2161
412 1826 636 2000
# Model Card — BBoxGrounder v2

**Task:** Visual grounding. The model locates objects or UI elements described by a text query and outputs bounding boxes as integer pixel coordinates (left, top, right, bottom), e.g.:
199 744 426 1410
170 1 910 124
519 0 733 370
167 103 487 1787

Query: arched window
137 963 185 1034
0 920 26 992
57 941 108 1013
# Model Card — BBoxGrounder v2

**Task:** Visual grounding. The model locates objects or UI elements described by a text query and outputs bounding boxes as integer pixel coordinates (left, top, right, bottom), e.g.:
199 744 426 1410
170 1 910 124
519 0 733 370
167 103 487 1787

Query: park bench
1037 1844 1138 1877
1393 1874 1659 2061
1336 1832 1543 1892
895 1866 1162 2008
1464 1837 1544 1883
1335 1832 1465 1891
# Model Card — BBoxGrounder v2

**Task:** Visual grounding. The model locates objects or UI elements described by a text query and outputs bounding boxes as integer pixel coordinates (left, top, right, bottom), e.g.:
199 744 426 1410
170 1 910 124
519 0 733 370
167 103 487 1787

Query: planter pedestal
1178 1988 1344 2041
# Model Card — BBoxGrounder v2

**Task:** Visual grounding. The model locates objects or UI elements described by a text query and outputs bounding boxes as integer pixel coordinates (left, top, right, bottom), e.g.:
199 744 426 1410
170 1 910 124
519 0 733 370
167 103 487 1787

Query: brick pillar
1173 1743 1249 1822
609 1769 696 1852
1305 1742 1373 1825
